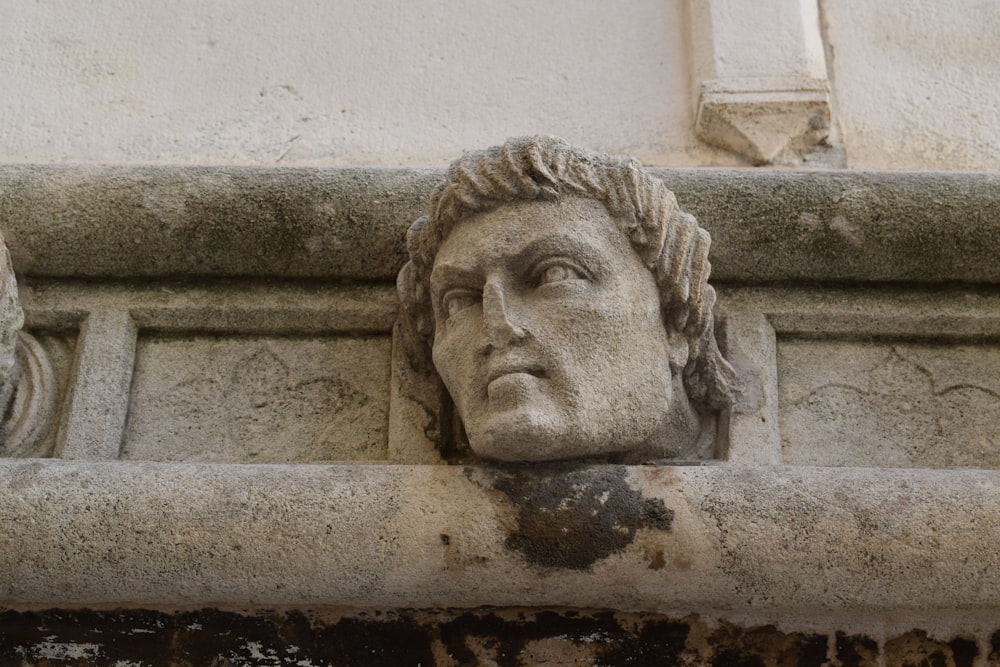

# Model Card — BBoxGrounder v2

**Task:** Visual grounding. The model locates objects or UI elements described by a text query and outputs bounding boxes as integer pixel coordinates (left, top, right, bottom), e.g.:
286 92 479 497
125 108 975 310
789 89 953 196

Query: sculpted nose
482 281 527 351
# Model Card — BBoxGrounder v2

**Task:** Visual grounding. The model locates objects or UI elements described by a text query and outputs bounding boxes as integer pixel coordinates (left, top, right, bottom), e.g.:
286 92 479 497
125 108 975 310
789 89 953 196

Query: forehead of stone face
431 196 634 282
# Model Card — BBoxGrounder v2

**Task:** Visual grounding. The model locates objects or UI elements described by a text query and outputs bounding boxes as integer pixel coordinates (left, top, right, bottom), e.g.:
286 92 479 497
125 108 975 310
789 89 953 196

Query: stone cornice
1 165 998 283
1 460 997 615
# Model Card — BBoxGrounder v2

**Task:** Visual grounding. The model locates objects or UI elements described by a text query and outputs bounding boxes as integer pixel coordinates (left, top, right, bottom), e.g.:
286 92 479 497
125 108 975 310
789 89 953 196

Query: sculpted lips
485 361 547 387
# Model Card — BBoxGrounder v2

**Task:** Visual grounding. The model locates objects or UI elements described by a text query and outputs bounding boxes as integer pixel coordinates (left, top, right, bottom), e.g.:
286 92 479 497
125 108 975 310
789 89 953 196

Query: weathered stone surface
0 607 995 667
696 78 831 165
3 166 999 284
1 461 999 614
0 165 437 280
688 0 833 165
54 310 136 460
17 282 397 461
779 340 1000 468
3 165 1000 643
123 335 391 463
20 281 398 335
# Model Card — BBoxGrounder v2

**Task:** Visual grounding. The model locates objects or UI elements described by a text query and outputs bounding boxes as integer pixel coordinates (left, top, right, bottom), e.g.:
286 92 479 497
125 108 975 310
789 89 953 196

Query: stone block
123 335 391 463
2 461 999 614
779 340 1000 468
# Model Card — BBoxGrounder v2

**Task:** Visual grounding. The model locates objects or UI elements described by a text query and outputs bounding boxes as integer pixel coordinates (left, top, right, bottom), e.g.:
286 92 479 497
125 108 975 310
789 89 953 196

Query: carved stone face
429 196 682 462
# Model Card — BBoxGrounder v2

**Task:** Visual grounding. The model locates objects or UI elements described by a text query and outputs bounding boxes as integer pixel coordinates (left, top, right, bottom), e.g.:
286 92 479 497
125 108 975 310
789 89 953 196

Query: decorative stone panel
721 287 1000 467
123 335 391 463
779 340 1000 468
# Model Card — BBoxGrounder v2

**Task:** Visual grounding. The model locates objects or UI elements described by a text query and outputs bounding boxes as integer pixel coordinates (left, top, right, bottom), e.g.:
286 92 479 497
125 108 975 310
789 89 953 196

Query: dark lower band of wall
0 607 994 667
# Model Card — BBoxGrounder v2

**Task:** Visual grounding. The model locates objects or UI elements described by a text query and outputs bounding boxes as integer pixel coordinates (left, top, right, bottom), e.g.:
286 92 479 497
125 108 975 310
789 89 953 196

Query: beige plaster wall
3 2 998 167
822 0 1000 170
0 0 741 167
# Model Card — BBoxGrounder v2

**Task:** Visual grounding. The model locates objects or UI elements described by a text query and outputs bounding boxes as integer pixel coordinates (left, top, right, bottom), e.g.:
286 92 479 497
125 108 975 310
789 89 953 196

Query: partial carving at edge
0 233 56 456
0 332 56 456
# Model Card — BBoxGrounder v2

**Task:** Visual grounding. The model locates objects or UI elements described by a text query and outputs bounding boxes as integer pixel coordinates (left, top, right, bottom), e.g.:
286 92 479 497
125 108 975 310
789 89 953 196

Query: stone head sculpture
0 233 53 455
396 136 735 462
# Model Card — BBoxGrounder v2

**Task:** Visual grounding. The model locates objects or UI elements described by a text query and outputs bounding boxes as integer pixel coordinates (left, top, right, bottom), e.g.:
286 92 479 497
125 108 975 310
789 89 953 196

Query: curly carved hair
397 136 735 444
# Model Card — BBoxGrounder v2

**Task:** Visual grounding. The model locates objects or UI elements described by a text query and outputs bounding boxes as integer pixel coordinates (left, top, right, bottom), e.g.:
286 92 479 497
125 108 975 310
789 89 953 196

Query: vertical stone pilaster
56 309 137 460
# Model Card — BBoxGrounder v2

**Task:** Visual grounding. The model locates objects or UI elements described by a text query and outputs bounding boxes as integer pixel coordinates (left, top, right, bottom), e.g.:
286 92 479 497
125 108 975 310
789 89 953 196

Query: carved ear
665 328 691 375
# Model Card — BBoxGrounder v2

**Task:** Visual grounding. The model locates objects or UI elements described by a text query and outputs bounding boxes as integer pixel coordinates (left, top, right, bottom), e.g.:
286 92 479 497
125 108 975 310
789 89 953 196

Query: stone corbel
688 0 832 165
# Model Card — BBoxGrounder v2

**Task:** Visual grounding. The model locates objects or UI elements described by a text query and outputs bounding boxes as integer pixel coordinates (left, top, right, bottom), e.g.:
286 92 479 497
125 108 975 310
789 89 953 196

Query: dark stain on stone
438 610 623 667
648 547 667 570
883 630 977 667
595 618 691 667
640 496 675 529
948 637 978 667
2 607 998 667
438 610 691 667
0 608 435 667
710 623 828 667
795 634 830 667
991 629 1000 664
321 616 436 666
713 650 766 667
836 631 880 667
484 464 674 570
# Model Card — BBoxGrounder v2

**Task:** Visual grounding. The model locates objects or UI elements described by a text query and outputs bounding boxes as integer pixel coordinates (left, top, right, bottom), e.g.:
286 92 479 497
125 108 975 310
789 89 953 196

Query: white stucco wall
2 0 998 169
822 0 1000 170
0 0 741 167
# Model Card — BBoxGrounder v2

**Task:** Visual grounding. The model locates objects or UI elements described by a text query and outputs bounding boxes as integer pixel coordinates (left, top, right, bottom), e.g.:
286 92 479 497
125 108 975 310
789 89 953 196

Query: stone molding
2 166 999 284
0 460 998 618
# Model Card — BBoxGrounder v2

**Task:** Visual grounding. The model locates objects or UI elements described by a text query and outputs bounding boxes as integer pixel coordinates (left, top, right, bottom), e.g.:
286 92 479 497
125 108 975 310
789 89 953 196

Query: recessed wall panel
123 335 391 463
779 339 1000 468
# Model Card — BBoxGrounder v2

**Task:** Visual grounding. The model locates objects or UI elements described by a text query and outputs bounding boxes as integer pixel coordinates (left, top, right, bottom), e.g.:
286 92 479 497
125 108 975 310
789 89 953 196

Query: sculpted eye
535 259 588 286
442 289 479 319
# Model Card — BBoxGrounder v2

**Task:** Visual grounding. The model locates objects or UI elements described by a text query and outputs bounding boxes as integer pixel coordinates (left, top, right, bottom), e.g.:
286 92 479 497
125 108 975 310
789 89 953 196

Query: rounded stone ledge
0 460 998 612
1 165 998 283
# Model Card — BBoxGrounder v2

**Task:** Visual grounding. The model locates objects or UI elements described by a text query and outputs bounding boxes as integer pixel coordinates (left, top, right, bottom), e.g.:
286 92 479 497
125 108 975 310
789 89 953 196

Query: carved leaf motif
124 339 387 462
782 347 1000 468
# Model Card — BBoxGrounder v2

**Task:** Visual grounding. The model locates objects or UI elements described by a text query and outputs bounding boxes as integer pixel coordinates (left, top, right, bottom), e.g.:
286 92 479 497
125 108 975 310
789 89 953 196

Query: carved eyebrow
512 235 608 276
429 263 483 295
